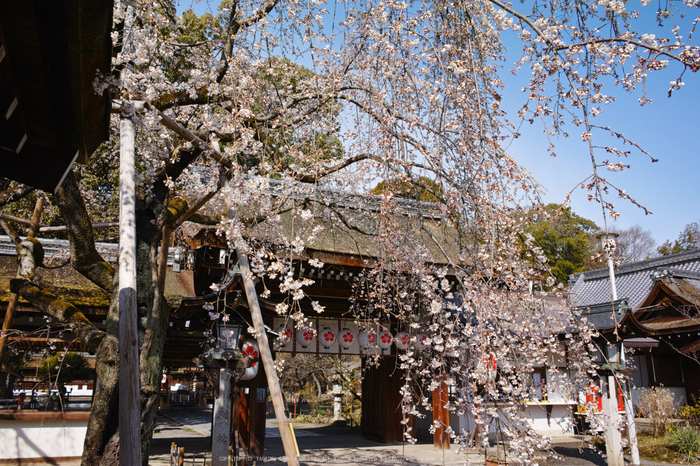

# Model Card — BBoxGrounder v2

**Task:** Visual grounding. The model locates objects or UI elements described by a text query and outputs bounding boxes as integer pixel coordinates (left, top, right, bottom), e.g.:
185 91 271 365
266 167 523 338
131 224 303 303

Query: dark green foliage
2 349 28 376
0 350 28 398
38 351 95 385
159 9 223 82
247 57 345 174
524 203 599 286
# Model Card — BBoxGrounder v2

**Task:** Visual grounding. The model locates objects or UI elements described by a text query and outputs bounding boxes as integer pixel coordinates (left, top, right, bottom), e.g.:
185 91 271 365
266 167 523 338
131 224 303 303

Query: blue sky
498 30 699 245
176 0 699 245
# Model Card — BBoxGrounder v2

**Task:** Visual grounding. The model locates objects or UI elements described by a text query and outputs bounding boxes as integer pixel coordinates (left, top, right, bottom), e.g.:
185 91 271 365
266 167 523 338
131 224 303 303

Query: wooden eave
637 277 700 312
633 277 700 327
0 411 91 421
607 305 700 340
184 227 371 267
0 0 112 192
184 205 462 269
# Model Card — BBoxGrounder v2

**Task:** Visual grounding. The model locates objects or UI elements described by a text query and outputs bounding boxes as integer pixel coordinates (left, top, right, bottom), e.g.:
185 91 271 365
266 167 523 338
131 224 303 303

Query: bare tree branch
0 183 34 209
53 172 115 293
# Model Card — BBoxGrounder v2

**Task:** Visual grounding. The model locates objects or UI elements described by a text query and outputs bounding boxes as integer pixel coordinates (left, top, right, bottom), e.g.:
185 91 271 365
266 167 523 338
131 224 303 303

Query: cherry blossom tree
1 0 698 464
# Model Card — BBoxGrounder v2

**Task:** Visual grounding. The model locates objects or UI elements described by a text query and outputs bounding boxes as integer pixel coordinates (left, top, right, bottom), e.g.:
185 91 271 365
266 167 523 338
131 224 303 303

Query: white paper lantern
337 328 355 349
395 332 411 350
240 339 259 380
277 326 293 345
319 328 336 348
414 334 429 349
296 328 315 347
358 331 376 348
377 330 393 349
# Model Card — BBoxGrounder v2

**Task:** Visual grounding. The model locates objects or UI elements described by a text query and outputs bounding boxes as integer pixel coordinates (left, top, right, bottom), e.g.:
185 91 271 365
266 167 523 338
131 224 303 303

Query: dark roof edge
570 248 700 282
575 298 630 314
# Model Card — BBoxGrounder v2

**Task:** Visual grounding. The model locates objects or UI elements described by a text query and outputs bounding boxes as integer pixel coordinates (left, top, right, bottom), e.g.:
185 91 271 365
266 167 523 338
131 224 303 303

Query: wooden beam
5 97 18 120
110 101 232 170
603 375 624 466
214 130 299 464
0 212 118 232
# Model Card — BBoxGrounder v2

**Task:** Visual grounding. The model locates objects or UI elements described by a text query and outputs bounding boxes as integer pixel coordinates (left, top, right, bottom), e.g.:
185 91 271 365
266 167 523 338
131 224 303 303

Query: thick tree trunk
86 333 120 466
79 217 170 466
312 372 323 398
53 171 115 292
137 236 171 464
8 148 193 464
51 169 173 465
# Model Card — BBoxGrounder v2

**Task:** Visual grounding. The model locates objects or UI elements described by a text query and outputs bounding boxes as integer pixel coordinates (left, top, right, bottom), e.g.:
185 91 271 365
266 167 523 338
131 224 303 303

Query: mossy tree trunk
9 169 180 465
86 173 172 466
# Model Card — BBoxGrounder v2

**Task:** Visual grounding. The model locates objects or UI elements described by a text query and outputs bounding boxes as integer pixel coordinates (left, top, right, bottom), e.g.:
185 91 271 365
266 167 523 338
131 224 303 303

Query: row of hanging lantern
277 325 431 351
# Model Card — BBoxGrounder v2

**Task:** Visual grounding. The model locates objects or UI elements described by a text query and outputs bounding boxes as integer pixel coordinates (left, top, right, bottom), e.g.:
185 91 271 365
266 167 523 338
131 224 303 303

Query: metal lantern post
211 322 243 466
596 232 640 466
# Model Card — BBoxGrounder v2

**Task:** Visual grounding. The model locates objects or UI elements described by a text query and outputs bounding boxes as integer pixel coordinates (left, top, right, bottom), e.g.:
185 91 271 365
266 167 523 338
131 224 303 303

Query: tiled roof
577 299 630 331
569 249 700 310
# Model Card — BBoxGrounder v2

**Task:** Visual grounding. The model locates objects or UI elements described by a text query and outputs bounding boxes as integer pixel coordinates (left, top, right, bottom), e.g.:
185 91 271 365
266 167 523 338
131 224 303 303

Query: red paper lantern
395 332 411 350
359 331 376 348
277 326 293 345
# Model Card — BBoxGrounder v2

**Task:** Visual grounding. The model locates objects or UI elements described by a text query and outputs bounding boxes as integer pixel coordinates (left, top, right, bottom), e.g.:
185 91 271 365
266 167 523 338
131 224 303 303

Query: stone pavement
147 407 598 466
47 407 681 465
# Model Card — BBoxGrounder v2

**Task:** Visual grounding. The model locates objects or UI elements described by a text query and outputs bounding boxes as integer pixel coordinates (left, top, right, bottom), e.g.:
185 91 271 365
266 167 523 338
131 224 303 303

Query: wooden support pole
119 111 142 466
622 375 640 466
117 6 142 465
238 251 300 466
598 231 640 466
216 136 298 465
0 198 43 365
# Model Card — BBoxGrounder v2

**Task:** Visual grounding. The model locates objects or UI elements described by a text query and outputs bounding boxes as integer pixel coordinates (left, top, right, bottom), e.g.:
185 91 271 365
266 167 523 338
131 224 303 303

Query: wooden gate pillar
433 376 450 449
232 360 269 462
360 356 403 443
